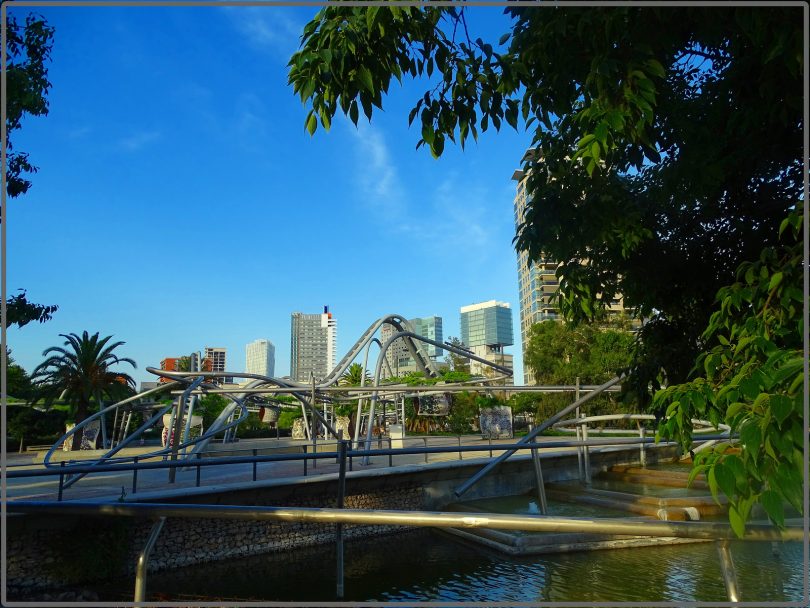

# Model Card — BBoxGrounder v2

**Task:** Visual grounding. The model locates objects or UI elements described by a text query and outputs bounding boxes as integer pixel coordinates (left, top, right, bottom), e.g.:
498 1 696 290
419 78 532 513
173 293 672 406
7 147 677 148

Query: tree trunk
70 402 89 451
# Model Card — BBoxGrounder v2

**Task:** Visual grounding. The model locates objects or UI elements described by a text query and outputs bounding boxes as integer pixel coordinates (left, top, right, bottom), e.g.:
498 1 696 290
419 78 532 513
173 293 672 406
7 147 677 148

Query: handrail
7 435 732 482
453 375 623 497
554 413 731 434
133 517 165 602
6 500 803 542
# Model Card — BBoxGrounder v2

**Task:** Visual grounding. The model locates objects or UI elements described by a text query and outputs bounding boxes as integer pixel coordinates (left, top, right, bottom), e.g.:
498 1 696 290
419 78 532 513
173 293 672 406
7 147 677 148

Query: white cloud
346 121 500 257
224 7 303 60
348 121 407 220
234 93 268 139
66 125 92 139
118 130 161 151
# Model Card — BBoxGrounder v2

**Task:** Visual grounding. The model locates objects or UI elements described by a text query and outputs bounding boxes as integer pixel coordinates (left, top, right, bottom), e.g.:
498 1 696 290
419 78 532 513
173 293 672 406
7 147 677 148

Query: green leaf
728 504 746 538
725 401 746 419
714 462 736 501
739 422 761 451
498 33 510 46
594 121 608 145
760 490 785 527
349 100 359 125
365 6 379 32
430 134 444 158
590 141 601 162
360 93 373 120
644 58 666 78
357 67 374 94
770 394 792 425
505 103 518 129
305 111 317 136
319 108 331 131
768 272 783 290
687 463 706 487
707 466 720 504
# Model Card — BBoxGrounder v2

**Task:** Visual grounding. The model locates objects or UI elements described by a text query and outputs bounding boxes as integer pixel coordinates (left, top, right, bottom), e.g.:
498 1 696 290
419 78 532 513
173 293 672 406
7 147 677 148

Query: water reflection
106 528 802 603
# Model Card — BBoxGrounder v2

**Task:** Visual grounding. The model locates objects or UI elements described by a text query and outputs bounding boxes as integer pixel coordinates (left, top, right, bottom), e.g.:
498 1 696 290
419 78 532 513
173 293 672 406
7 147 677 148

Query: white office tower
246 339 276 378
290 306 337 383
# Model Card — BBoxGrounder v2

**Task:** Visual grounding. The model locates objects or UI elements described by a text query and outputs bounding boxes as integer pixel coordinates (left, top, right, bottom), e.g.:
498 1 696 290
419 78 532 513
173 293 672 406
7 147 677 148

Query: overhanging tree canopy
287 5 802 397
287 5 804 532
3 14 58 327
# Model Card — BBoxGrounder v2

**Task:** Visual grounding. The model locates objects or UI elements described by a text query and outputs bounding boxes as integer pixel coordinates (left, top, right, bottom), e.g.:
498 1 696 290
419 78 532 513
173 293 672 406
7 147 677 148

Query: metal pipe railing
454 375 624 497
10 435 730 483
133 517 165 602
11 435 731 503
7 501 803 542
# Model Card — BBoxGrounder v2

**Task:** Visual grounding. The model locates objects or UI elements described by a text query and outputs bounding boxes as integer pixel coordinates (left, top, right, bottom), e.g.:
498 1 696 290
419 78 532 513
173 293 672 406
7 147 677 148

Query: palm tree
31 331 136 450
340 362 369 387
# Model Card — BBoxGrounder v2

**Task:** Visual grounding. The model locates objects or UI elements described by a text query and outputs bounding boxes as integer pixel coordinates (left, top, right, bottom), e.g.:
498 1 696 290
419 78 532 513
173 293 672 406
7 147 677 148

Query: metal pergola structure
44 313 525 476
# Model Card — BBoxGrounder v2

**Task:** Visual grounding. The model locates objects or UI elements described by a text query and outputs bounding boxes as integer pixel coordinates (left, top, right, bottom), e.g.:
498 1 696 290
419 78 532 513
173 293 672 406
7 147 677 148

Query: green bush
7 405 68 448
446 392 479 435
277 409 302 431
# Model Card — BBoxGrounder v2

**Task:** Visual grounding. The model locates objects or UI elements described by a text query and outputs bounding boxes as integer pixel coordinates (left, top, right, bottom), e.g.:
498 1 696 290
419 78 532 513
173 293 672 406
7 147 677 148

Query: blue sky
7 5 532 385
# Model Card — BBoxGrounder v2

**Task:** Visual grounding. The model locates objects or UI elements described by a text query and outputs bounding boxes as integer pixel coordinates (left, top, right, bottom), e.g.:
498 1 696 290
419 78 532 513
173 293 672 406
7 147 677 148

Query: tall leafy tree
31 332 136 450
443 336 470 374
288 6 803 531
525 320 634 386
3 14 57 327
523 319 635 421
6 350 34 400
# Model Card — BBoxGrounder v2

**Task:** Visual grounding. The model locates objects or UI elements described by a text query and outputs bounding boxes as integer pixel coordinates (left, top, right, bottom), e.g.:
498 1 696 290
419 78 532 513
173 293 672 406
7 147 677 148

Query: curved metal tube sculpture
45 313 514 484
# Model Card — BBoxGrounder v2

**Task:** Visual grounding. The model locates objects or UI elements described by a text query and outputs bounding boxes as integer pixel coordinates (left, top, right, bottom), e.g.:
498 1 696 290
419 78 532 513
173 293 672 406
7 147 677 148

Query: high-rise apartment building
513 151 636 384
204 347 231 385
246 339 275 378
290 306 337 383
459 301 514 377
380 316 444 378
513 158 561 384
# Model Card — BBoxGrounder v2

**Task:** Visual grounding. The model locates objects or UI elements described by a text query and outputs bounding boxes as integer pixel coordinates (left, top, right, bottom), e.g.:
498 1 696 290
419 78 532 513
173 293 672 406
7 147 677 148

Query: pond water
97 526 803 603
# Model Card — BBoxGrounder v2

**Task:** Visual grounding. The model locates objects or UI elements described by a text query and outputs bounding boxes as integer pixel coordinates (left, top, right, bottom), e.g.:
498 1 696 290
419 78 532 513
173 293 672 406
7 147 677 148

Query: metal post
132 456 139 494
388 437 393 468
582 423 591 485
311 375 317 469
576 423 584 482
717 540 740 601
98 396 108 449
169 377 203 483
111 406 120 449
196 453 202 487
423 437 428 463
530 432 548 514
575 376 583 481
458 436 462 460
134 517 166 602
252 449 258 482
489 436 493 458
638 422 647 467
336 440 347 599
303 445 308 476
58 461 65 501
